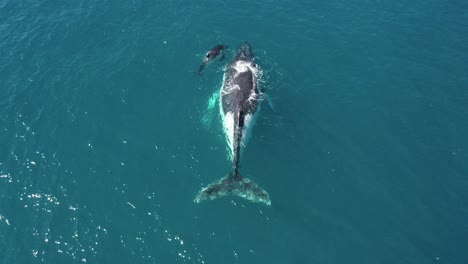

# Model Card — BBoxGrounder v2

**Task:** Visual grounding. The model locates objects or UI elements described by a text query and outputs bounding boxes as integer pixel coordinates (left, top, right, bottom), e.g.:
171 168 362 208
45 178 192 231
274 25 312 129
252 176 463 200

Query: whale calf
197 44 227 74
195 42 271 206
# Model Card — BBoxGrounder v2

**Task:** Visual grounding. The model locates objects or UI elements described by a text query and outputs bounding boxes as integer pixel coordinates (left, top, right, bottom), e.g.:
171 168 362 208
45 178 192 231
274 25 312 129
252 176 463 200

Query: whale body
195 42 271 206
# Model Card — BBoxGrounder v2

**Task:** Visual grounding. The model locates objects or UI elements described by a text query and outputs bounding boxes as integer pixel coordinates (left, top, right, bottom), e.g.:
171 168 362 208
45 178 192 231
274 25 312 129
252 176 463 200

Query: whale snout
237 42 253 59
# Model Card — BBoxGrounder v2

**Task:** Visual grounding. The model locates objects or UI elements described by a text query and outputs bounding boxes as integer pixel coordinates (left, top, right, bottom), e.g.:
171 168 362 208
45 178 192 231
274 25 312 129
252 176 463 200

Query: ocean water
1 0 468 263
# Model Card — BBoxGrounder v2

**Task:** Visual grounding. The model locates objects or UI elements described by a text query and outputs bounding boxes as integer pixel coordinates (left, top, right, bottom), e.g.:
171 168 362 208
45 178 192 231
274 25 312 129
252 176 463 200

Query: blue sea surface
1 0 468 263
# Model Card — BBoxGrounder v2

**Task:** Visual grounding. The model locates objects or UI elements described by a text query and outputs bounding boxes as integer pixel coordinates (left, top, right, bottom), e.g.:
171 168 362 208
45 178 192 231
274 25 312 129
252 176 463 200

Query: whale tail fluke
197 63 206 74
194 171 271 206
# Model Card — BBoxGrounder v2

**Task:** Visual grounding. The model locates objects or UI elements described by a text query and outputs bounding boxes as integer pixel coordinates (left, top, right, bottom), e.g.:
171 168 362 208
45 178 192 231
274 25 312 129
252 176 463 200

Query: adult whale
195 42 271 206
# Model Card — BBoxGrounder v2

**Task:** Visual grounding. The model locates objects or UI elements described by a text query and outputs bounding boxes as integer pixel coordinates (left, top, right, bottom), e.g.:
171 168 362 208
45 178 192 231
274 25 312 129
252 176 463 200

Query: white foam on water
233 60 258 76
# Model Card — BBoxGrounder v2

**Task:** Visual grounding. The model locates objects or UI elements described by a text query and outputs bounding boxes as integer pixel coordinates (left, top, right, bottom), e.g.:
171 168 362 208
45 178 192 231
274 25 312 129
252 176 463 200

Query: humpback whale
195 42 271 206
198 44 227 74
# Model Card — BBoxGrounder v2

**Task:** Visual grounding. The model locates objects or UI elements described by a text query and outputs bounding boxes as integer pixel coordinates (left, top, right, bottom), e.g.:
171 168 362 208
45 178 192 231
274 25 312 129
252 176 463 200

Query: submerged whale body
195 42 271 206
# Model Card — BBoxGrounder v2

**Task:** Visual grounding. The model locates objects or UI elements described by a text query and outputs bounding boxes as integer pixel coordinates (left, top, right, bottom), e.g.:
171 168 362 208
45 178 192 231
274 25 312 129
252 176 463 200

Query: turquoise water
1 0 468 263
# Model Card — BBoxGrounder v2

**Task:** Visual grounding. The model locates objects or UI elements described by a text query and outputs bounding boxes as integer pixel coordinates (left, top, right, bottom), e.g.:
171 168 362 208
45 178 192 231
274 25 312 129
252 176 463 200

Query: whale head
203 51 215 63
235 42 253 60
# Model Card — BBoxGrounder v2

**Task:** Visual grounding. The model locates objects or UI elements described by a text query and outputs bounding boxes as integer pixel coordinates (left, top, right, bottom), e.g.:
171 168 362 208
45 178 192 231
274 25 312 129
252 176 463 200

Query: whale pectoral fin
219 52 225 61
259 93 275 113
266 95 276 112
194 171 271 206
